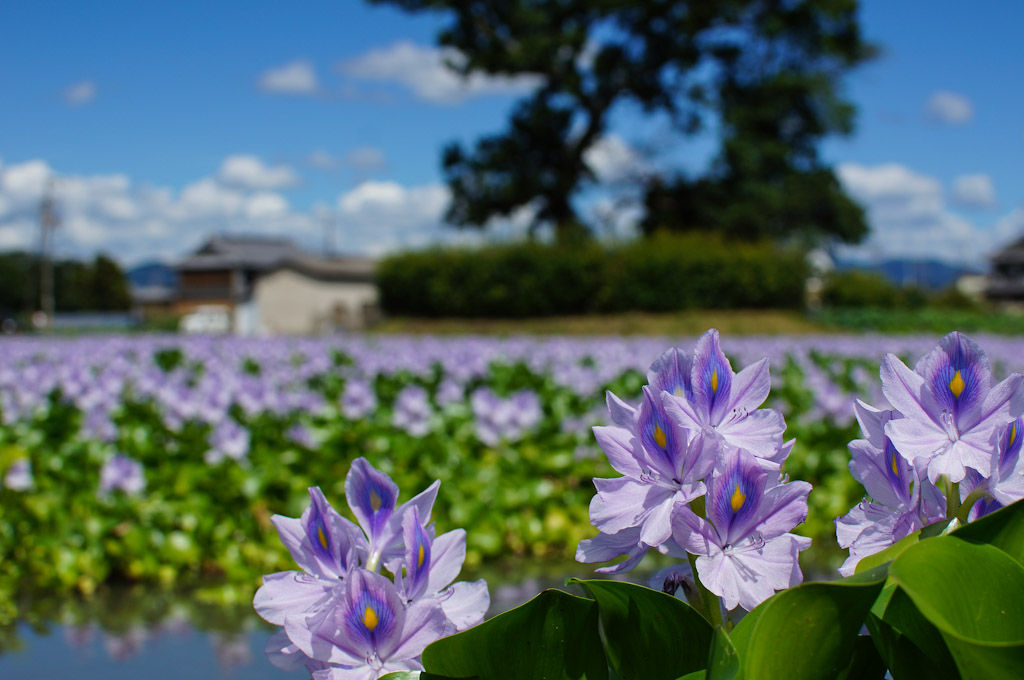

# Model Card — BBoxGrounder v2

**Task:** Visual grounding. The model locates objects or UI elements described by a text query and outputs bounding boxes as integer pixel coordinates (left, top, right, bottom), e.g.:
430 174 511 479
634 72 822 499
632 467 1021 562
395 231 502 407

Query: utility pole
38 180 59 331
322 210 336 257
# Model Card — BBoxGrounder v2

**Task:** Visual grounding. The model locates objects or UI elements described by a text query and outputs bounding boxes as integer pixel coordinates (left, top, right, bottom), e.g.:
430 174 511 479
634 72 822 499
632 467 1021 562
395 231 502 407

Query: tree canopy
370 0 874 245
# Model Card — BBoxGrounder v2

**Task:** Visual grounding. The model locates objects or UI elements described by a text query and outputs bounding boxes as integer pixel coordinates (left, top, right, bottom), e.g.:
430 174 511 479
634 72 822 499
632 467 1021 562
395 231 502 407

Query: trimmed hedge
377 233 808 317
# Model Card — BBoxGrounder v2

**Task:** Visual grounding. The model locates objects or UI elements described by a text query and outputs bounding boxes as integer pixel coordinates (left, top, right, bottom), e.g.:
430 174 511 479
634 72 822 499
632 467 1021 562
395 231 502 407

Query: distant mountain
835 258 983 290
127 261 178 289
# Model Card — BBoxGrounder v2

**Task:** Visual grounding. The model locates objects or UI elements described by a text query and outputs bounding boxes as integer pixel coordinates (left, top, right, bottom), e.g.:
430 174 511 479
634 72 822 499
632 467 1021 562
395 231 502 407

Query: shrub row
377 234 808 317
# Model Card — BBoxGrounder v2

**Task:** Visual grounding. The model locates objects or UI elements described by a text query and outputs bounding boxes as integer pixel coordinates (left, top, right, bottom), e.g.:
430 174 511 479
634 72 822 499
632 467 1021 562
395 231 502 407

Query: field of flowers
2 331 1022 632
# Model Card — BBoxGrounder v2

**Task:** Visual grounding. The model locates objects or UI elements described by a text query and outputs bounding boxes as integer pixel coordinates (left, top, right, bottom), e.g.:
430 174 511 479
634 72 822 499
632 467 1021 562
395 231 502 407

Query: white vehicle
180 305 232 334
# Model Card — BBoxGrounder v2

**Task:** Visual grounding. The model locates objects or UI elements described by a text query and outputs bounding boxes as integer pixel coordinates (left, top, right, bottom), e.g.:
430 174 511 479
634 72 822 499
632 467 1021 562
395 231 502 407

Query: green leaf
952 497 1024 565
378 673 464 680
705 627 739 680
421 589 607 680
571 579 712 680
889 535 1024 679
854 519 950 574
732 564 888 680
837 636 886 680
868 588 958 680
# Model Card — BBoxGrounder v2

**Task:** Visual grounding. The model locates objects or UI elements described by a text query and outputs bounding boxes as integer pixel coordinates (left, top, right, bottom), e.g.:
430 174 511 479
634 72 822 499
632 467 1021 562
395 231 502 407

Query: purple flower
396 508 489 631
99 454 145 495
206 419 250 464
3 458 32 491
283 569 450 680
881 331 1023 483
255 458 487 678
660 330 786 463
341 379 377 420
835 400 946 575
672 448 811 611
584 387 712 559
392 385 432 437
987 417 1024 505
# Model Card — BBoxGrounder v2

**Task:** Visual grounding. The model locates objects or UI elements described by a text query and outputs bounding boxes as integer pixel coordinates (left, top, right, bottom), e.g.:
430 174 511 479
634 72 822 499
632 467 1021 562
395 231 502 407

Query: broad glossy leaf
732 564 888 680
379 673 462 680
571 578 712 680
705 627 739 680
854 519 950 574
421 589 607 680
837 636 886 680
953 497 1024 565
868 588 958 680
889 536 1024 679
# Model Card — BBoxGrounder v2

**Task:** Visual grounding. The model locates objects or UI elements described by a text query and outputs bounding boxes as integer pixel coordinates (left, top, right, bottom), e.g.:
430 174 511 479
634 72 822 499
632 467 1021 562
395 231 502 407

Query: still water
0 569 592 679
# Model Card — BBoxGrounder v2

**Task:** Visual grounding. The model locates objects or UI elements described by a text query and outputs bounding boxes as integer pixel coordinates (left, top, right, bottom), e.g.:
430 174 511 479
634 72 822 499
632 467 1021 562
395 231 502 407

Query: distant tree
371 0 874 246
88 254 132 310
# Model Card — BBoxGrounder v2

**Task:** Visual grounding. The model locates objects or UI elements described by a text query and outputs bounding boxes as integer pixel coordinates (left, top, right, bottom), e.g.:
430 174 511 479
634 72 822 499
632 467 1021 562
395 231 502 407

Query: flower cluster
576 329 811 612
837 331 1024 574
254 457 489 679
470 387 542 446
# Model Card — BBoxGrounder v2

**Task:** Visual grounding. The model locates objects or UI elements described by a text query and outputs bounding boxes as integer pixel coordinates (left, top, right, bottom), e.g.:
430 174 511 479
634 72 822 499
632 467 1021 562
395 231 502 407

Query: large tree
371 0 874 245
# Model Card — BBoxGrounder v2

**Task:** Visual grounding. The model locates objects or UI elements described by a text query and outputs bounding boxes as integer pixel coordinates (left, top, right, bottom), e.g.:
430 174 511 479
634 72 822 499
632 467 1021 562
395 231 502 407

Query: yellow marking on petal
654 425 667 450
711 369 718 393
370 490 381 512
949 371 965 399
317 525 328 550
362 606 379 631
730 485 745 513
417 543 425 569
890 452 899 477
1011 422 1018 446
674 386 685 397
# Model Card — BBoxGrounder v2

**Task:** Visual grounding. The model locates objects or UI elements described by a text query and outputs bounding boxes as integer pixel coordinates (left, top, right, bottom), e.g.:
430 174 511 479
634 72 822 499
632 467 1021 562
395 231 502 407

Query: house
175 235 378 333
175 235 301 316
985 236 1024 304
254 255 378 334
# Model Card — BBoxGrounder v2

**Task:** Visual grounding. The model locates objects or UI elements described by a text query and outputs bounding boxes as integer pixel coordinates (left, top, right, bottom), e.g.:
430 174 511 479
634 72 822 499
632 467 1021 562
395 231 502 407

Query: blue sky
1 0 1021 266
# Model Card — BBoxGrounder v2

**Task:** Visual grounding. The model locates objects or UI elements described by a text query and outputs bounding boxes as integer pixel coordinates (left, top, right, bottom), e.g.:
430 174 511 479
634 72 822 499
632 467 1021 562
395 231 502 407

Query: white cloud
64 80 97 106
258 60 319 95
584 135 649 184
218 155 299 190
345 147 387 173
244 192 288 220
926 90 973 124
951 173 996 208
339 41 542 105
838 162 1006 265
336 180 452 254
307 150 338 170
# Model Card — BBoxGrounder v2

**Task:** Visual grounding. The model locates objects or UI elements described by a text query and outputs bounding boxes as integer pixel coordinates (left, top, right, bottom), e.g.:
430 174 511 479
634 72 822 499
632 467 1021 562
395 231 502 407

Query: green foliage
391 500 1024 680
372 0 873 245
815 306 1024 335
0 251 131 315
377 235 808 317
820 270 921 309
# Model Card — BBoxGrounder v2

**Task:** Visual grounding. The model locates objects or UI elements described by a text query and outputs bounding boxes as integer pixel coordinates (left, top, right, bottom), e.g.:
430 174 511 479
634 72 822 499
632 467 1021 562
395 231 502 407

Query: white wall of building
254 270 378 334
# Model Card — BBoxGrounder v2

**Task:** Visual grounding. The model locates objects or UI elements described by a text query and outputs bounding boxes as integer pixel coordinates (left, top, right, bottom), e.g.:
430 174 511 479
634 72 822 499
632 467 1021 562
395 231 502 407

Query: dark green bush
377 234 808 317
820 269 922 309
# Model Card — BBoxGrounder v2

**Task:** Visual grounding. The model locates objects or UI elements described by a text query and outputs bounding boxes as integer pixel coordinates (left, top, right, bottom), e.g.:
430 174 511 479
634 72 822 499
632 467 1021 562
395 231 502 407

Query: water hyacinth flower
581 386 712 560
392 385 432 437
659 330 786 462
99 454 145 495
3 458 33 491
341 379 377 420
206 419 250 464
835 401 945 575
672 447 811 611
578 332 813 613
283 569 449 680
255 457 487 678
881 331 1023 483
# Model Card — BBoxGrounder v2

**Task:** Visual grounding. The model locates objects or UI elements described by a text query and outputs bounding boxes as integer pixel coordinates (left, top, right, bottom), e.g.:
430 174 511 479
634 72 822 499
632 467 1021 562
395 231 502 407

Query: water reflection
0 563 603 679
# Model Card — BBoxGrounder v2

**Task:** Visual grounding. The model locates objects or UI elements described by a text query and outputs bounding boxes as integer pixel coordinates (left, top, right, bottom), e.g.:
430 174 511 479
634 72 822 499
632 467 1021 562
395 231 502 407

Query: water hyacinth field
2 331 1024 678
